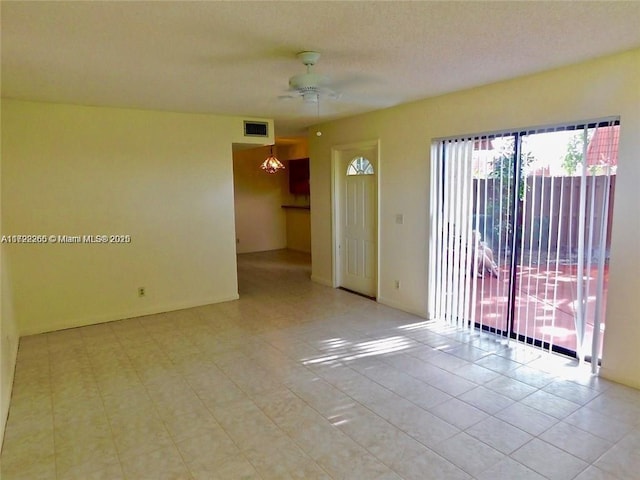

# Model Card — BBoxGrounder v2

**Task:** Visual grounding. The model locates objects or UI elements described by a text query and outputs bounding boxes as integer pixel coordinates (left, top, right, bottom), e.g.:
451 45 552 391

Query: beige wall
1 100 272 336
285 209 311 253
1 215 19 452
1 113 19 449
287 140 310 161
309 49 640 387
233 146 288 253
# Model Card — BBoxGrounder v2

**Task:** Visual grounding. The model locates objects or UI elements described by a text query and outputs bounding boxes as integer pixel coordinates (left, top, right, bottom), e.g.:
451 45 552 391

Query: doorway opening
232 140 311 296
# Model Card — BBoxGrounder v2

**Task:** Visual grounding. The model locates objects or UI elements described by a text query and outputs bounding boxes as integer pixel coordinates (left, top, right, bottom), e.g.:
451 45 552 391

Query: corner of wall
599 366 640 391
1 247 20 452
310 275 333 287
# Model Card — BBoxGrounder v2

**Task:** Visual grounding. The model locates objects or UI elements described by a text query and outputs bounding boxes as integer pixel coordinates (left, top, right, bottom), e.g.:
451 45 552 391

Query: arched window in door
347 156 374 175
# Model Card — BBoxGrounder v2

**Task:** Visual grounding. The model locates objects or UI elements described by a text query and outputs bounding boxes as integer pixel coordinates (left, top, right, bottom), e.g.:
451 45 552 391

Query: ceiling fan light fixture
289 73 329 90
260 145 285 174
302 91 319 104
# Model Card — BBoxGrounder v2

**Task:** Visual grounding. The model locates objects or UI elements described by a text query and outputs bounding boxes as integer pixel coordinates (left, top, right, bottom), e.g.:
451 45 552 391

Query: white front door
338 146 377 297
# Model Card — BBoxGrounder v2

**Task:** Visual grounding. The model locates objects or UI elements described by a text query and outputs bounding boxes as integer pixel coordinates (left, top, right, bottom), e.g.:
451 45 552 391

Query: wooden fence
472 175 616 258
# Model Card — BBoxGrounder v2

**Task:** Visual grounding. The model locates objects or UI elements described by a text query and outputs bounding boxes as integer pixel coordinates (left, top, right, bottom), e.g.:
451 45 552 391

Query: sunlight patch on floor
302 334 415 364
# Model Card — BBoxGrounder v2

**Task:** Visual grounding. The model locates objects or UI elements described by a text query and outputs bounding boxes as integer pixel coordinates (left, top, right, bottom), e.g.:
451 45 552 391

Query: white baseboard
310 275 333 287
599 366 640 390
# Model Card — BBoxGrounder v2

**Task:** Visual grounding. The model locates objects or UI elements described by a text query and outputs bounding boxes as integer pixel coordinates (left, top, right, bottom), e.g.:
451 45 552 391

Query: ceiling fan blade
329 72 386 91
331 91 396 109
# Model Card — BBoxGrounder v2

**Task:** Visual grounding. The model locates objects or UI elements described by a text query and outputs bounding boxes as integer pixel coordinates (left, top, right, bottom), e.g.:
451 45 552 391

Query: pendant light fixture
260 144 285 174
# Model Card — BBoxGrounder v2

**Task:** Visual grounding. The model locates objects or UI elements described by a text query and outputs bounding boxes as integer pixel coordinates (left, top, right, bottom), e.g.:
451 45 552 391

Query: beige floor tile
393 448 471 480
3 407 53 443
573 465 623 480
190 375 248 409
53 404 111 432
176 429 240 470
134 363 181 386
315 439 391 480
54 416 112 452
475 458 546 480
430 397 489 429
56 446 120 480
149 389 209 421
465 416 532 455
111 415 173 460
252 388 309 427
60 462 124 480
381 400 460 448
542 379 601 404
0 457 56 480
494 402 558 435
52 393 104 425
1 427 54 462
335 403 426 467
392 377 453 410
520 389 582 418
432 432 505 477
540 421 614 462
102 389 157 423
485 375 539 401
512 438 589 480
2 250 640 480
243 436 314 477
287 375 354 417
162 409 221 443
288 414 352 460
565 406 633 443
120 445 192 480
188 452 260 480
593 431 640 479
282 460 333 480
457 385 514 414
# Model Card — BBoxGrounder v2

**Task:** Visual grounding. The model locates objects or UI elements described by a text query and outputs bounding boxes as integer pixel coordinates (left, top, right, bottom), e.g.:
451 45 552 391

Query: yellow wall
285 139 310 161
1 100 271 336
1 172 19 452
233 145 288 253
285 209 311 253
1 105 19 448
309 49 640 387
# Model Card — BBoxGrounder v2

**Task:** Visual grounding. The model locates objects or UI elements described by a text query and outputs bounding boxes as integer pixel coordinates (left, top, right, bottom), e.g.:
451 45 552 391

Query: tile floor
1 249 639 479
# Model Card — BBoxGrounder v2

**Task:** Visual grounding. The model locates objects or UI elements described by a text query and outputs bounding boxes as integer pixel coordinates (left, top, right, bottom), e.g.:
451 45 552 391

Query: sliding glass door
429 120 619 367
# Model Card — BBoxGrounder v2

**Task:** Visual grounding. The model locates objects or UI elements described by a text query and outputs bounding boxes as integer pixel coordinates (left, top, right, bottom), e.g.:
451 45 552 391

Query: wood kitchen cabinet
288 158 310 195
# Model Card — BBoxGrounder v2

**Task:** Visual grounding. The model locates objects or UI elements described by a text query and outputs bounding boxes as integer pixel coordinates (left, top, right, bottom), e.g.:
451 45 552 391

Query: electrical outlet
395 214 404 225
138 287 145 297
394 280 400 289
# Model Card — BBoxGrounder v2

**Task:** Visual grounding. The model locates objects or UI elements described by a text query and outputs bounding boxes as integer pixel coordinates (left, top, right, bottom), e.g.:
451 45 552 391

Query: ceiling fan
282 51 340 104
278 50 389 134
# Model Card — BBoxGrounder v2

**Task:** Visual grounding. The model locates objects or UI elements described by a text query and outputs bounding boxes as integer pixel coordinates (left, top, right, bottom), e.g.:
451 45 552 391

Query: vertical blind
429 119 619 371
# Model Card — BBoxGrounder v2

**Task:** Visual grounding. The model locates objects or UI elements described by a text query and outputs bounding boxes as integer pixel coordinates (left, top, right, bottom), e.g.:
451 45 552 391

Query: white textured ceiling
2 1 639 137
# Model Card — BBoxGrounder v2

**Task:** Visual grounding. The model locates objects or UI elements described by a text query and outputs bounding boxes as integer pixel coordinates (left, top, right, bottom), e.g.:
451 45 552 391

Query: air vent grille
244 121 268 137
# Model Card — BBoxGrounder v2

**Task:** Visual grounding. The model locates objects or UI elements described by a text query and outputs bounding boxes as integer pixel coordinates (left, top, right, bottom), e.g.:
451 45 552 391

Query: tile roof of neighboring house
587 125 619 167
